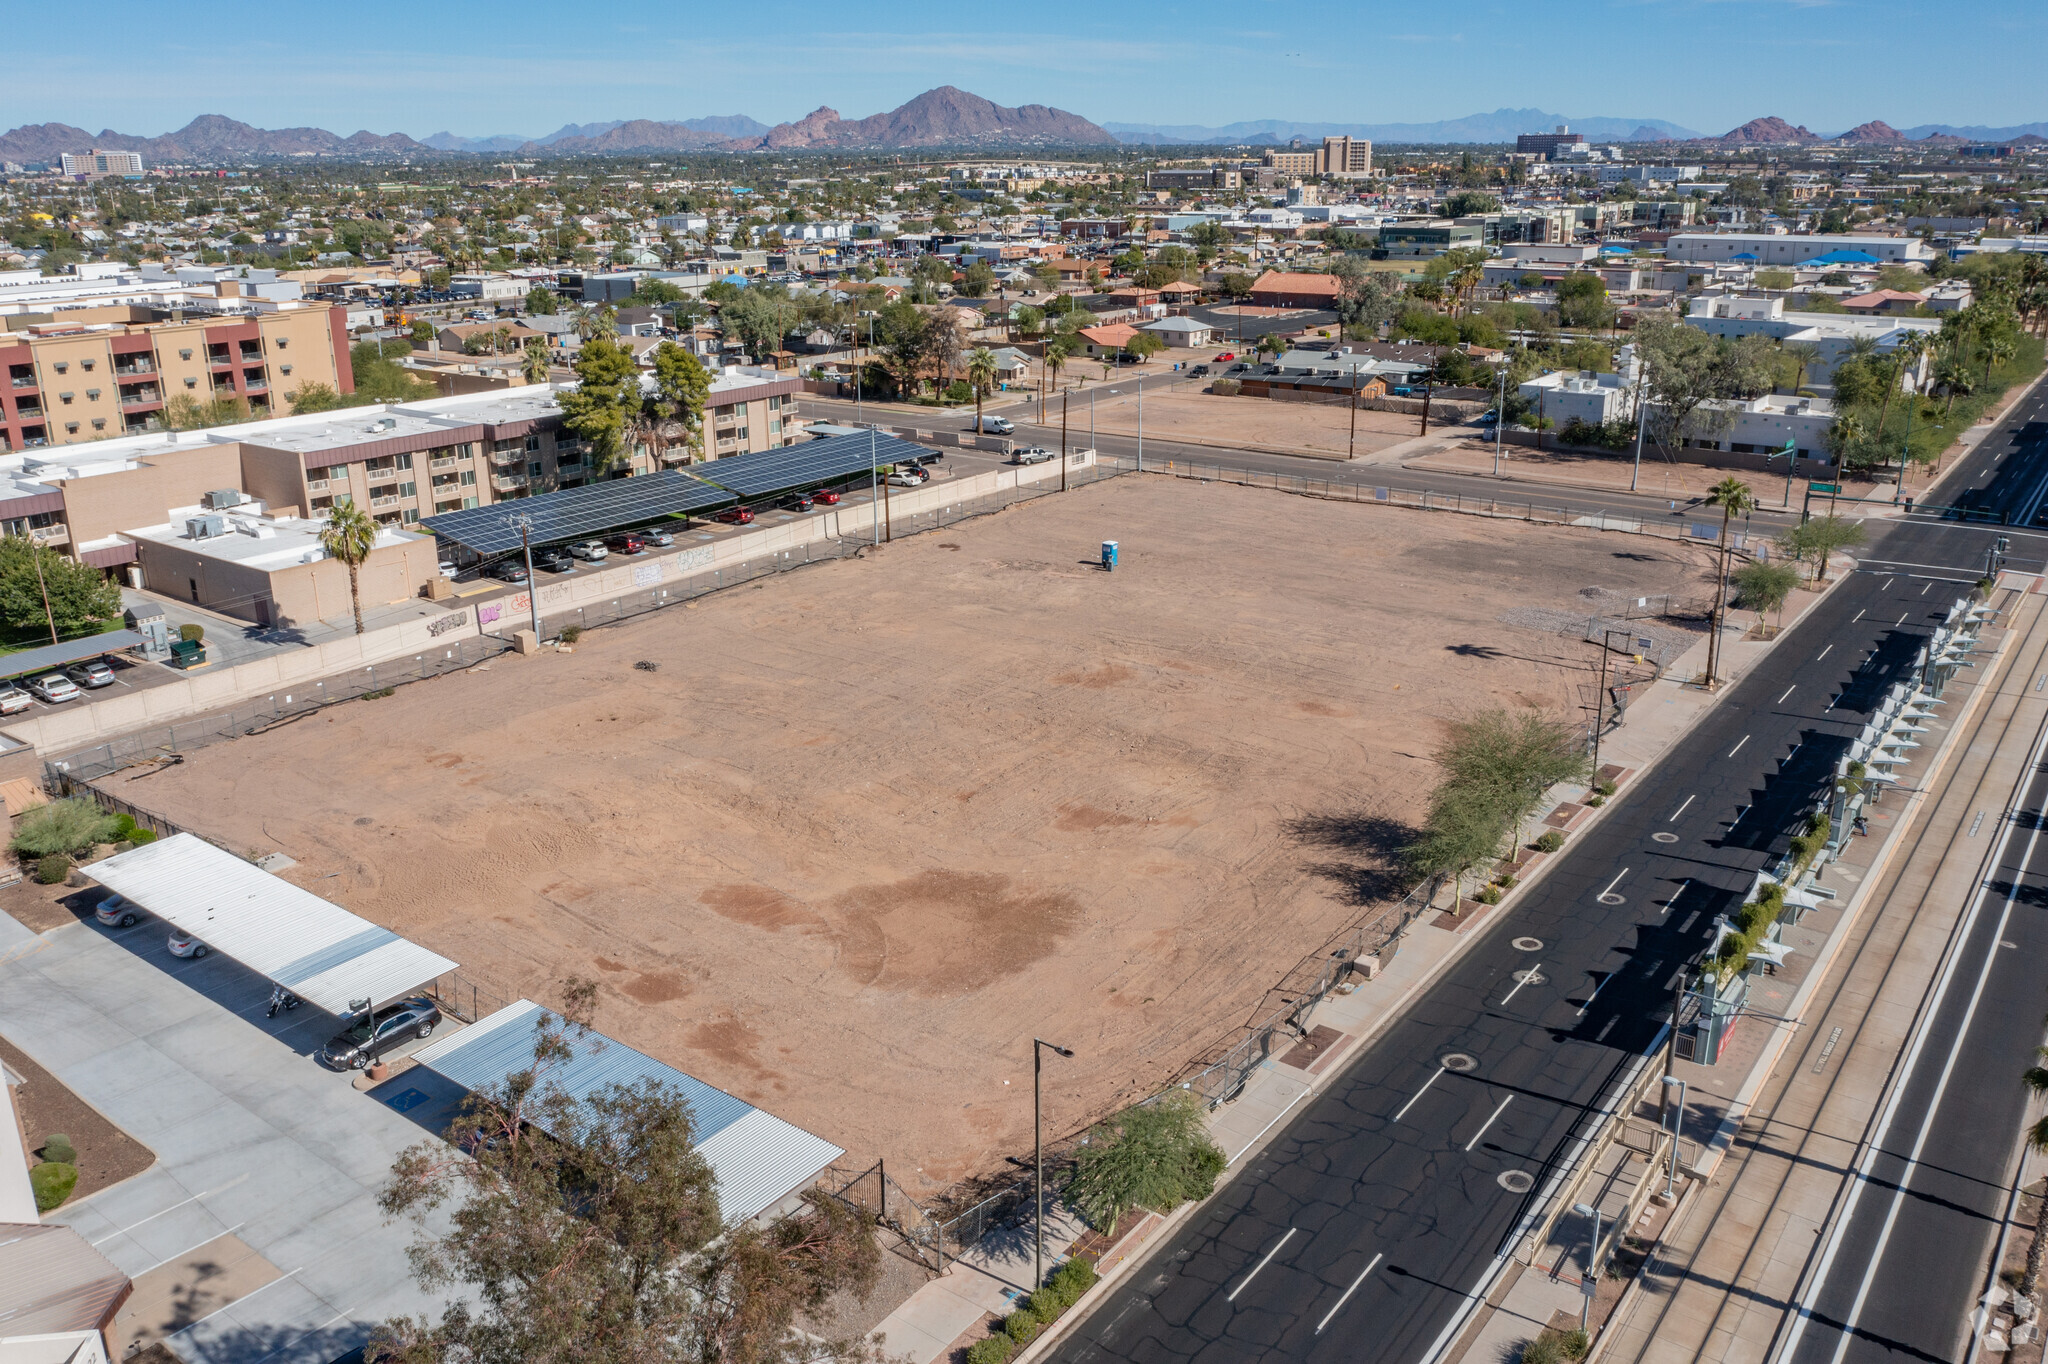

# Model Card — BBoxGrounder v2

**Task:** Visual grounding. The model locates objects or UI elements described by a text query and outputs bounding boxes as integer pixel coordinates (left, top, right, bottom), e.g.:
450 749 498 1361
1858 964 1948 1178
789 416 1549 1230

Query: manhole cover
1497 1170 1536 1194
1652 832 1679 844
1511 969 1547 987
1512 937 1544 951
1598 892 1626 905
1441 1053 1479 1073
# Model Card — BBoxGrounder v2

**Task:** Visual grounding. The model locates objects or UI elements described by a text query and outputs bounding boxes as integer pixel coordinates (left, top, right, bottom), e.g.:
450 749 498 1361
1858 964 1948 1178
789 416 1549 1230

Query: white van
973 414 1014 435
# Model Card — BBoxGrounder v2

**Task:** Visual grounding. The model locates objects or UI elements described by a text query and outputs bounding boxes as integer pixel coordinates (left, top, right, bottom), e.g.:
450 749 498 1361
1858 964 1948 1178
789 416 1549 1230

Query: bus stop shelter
84 833 457 1019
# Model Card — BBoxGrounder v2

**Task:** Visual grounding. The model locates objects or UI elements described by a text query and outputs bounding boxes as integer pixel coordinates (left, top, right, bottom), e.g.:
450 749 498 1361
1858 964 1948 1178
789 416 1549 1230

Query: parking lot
0 896 459 1364
0 646 178 721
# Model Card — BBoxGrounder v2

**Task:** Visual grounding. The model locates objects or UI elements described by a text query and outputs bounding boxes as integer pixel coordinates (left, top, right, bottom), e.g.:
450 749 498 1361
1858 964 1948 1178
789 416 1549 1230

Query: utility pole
1591 627 1629 777
1033 1038 1074 1291
1061 393 1070 493
1136 375 1144 472
510 515 540 639
1419 381 1433 437
867 429 879 546
1349 366 1361 461
1494 363 1508 476
29 542 56 646
1629 357 1649 493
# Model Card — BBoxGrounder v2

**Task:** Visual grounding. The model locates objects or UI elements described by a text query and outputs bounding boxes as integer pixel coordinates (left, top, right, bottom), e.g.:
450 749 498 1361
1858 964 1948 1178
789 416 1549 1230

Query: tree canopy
0 537 122 640
556 335 641 470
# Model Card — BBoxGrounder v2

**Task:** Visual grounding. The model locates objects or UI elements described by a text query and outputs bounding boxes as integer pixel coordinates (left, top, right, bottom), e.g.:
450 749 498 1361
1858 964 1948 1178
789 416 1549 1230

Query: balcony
658 446 693 464
370 494 401 510
30 524 69 547
492 473 529 493
306 478 329 492
431 454 464 470
487 448 522 466
113 359 156 377
13 402 42 420
10 375 36 390
120 391 163 410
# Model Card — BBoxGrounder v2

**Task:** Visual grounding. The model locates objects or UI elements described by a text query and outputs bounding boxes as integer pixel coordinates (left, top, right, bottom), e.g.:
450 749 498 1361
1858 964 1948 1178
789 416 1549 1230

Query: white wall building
1665 233 1936 266
1520 344 1647 428
1685 295 1938 390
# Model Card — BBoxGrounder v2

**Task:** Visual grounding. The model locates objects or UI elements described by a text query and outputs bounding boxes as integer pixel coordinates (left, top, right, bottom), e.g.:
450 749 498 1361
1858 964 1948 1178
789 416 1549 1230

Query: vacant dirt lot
129 476 1716 1197
1078 387 1427 458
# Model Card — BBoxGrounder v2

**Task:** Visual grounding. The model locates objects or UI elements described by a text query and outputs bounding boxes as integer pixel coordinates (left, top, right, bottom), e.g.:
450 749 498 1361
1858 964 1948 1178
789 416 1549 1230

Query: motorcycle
265 984 300 1018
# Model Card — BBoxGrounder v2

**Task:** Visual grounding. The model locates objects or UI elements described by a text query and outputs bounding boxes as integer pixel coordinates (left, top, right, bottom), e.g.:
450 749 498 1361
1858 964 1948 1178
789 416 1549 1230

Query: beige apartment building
1261 136 1374 180
0 303 352 452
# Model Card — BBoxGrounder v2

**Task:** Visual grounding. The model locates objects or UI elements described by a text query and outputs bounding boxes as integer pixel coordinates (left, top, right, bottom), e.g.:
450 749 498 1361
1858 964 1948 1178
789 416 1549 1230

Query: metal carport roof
0 630 146 682
410 1000 843 1223
687 430 931 501
420 470 734 555
84 833 457 1017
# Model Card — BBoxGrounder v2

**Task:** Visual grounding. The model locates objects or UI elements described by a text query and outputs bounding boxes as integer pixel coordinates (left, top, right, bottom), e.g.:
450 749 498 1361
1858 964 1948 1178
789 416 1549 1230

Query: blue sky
6 0 2039 138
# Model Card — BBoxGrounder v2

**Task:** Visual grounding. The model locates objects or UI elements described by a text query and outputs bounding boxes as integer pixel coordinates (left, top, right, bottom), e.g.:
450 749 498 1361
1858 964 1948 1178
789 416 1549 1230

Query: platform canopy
411 1000 843 1223
85 833 456 1017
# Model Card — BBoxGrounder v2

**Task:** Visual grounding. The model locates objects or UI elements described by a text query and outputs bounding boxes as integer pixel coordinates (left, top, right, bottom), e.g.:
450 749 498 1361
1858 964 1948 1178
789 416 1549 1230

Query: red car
1214 352 1235 362
714 506 754 525
605 533 646 555
811 489 842 505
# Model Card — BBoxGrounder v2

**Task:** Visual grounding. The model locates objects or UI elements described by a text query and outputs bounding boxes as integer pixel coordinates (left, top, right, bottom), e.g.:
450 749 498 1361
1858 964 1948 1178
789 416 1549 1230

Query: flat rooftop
245 387 565 458
125 508 426 571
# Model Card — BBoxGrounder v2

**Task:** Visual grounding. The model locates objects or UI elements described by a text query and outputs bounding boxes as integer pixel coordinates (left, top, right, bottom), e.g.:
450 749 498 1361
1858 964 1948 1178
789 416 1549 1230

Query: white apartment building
1685 295 1938 390
1665 233 1936 267
1520 345 1647 427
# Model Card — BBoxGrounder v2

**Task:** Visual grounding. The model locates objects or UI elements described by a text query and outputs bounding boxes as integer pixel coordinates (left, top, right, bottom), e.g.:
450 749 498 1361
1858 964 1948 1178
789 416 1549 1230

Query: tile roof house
1077 322 1141 357
1839 289 1927 316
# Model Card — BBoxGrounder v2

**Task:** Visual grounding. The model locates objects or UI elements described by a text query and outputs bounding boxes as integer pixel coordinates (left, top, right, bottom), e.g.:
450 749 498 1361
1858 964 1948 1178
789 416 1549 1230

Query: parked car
488 560 530 583
569 540 609 561
1214 352 1235 362
437 561 458 580
1390 385 1414 397
167 930 207 959
1014 446 1055 465
29 674 79 703
95 894 139 928
534 548 574 573
639 528 675 547
885 469 922 487
713 506 754 525
811 488 842 505
64 660 116 689
1474 409 1500 426
604 534 646 556
0 687 30 716
786 493 815 512
318 997 443 1070
972 414 1014 434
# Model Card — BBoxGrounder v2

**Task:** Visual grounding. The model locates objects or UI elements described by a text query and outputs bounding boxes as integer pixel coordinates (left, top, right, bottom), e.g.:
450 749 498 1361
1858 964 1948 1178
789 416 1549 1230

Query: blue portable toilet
1101 540 1119 571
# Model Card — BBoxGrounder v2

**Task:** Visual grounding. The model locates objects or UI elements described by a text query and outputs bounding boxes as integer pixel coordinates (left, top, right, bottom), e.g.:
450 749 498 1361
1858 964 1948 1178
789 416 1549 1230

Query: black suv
318 997 442 1070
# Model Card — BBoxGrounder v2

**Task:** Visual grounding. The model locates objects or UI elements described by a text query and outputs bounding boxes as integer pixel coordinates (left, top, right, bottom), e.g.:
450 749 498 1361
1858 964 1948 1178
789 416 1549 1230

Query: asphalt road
1043 370 2048 1364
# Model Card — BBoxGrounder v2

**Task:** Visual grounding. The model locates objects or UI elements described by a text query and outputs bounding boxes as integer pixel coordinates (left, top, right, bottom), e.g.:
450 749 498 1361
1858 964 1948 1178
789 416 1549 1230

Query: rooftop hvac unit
203 488 245 510
186 514 225 540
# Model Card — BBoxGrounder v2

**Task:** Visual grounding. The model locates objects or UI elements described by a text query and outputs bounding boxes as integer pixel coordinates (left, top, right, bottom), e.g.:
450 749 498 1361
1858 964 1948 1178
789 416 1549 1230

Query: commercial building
1520 345 1646 427
60 148 144 179
1685 294 1937 390
1377 219 1486 258
1516 127 1585 160
1146 167 1242 192
1260 136 1373 180
1246 271 1344 309
449 273 527 301
1665 233 1936 267
0 302 352 451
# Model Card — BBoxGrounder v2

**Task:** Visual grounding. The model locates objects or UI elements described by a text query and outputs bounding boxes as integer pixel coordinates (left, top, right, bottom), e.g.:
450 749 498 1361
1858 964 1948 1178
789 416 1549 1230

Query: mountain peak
1712 116 1819 144
1835 120 1903 144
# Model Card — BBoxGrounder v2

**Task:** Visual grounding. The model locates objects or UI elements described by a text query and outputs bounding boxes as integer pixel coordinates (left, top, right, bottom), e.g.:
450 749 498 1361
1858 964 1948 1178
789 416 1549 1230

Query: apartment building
702 367 807 461
60 148 144 179
1146 167 1243 193
1685 294 1938 390
1516 128 1584 159
1261 137 1373 180
0 302 352 452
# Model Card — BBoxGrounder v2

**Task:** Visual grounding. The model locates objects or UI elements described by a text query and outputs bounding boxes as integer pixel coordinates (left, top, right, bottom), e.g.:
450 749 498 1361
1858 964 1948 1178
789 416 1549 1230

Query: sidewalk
869 557 1851 1364
1582 583 2045 1364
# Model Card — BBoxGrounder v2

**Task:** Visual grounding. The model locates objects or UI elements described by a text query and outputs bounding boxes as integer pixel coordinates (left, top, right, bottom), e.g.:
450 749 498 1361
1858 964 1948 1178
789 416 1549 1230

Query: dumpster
167 638 209 670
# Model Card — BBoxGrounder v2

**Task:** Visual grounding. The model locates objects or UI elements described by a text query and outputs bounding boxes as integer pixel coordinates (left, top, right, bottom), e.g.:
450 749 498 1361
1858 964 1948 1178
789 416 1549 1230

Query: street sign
1808 482 1841 494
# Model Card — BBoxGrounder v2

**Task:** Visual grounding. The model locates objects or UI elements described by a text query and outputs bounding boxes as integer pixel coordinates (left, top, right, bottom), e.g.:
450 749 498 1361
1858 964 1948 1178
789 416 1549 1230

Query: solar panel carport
685 430 932 501
421 470 735 556
84 833 458 1018
410 1000 844 1223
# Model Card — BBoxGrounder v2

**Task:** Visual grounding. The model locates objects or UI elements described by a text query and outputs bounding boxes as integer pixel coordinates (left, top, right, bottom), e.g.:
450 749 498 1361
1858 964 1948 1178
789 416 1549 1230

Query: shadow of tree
1280 809 1421 909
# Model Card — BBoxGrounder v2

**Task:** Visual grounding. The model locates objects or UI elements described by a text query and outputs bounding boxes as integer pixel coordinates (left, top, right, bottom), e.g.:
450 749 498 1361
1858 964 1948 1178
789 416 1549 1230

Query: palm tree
2021 1048 2048 1296
1984 334 2017 388
1451 262 1484 316
965 347 999 434
521 338 550 385
1783 342 1823 394
318 499 379 637
1936 355 1975 415
1704 477 1757 687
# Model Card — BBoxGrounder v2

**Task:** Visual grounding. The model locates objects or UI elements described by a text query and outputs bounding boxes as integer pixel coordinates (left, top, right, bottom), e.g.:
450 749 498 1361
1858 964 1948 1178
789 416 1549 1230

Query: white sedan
167 930 208 959
28 674 79 703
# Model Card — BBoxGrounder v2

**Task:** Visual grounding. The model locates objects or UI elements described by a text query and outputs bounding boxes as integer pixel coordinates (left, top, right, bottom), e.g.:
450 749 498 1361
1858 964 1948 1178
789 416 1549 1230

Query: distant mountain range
4 97 2045 162
1104 109 1703 144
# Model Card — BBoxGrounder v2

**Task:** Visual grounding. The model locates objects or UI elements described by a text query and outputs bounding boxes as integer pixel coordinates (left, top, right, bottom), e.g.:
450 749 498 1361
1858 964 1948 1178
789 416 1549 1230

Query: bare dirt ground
126 476 1718 1199
1076 388 1424 459
1408 441 1896 510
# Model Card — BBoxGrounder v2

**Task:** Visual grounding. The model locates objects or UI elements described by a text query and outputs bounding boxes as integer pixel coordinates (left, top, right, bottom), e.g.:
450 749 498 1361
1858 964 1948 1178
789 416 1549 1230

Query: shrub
31 1161 77 1211
1493 873 1517 890
39 1133 75 1164
1003 1310 1040 1345
966 1336 1015 1364
1070 1091 1228 1235
1534 830 1564 853
944 380 973 404
1596 779 1618 798
1029 1285 1068 1319
560 626 583 644
131 828 158 845
35 854 69 884
1052 1256 1099 1299
178 623 204 643
12 798 121 857
1477 885 1502 904
1521 1335 1563 1364
1211 378 1241 396
1586 794 1605 808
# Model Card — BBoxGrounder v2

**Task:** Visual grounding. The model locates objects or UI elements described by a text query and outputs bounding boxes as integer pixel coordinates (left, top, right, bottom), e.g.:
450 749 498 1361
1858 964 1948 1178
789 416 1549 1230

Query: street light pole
1034 1038 1074 1291
511 515 540 639
867 429 879 546
1661 1075 1688 1199
1572 1202 1602 1331
1629 357 1649 493
1494 363 1508 476
1136 375 1144 472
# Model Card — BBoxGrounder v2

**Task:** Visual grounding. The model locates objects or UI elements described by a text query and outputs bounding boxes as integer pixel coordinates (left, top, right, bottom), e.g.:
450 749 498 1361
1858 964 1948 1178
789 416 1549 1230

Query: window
462 496 480 509
59 392 73 404
311 496 333 511
53 362 68 374
80 358 95 371
395 452 413 469
402 508 420 523
276 336 288 349
280 363 292 375
459 470 476 486
183 376 198 388
398 482 416 498
735 428 748 440
525 434 541 452
178 348 193 361
91 418 105 430
528 461 543 476
85 389 100 401
64 422 78 433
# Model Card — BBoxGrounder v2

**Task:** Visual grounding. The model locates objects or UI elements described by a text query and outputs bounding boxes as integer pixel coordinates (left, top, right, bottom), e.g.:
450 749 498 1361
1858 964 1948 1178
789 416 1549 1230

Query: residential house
1076 323 1141 359
1139 316 1218 349
1246 271 1343 310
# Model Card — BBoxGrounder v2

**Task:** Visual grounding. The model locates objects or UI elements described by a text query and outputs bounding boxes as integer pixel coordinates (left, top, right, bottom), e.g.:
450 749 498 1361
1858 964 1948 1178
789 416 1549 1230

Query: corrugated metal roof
1 630 145 681
83 834 457 1017
411 1001 843 1223
0 1223 130 1336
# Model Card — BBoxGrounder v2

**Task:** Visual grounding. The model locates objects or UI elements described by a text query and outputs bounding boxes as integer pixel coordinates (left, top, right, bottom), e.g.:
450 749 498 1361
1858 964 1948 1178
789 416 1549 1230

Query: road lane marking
1315 1252 1383 1334
1575 974 1610 1017
1668 795 1695 822
1663 878 1690 916
1500 964 1544 1007
1393 1067 1445 1123
1896 612 1909 626
1600 869 1630 897
1728 735 1749 758
1882 577 1895 590
1921 581 1933 596
1852 609 1867 623
1465 1096 1513 1152
1816 645 1833 661
1778 685 1798 704
1228 1226 1296 1302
